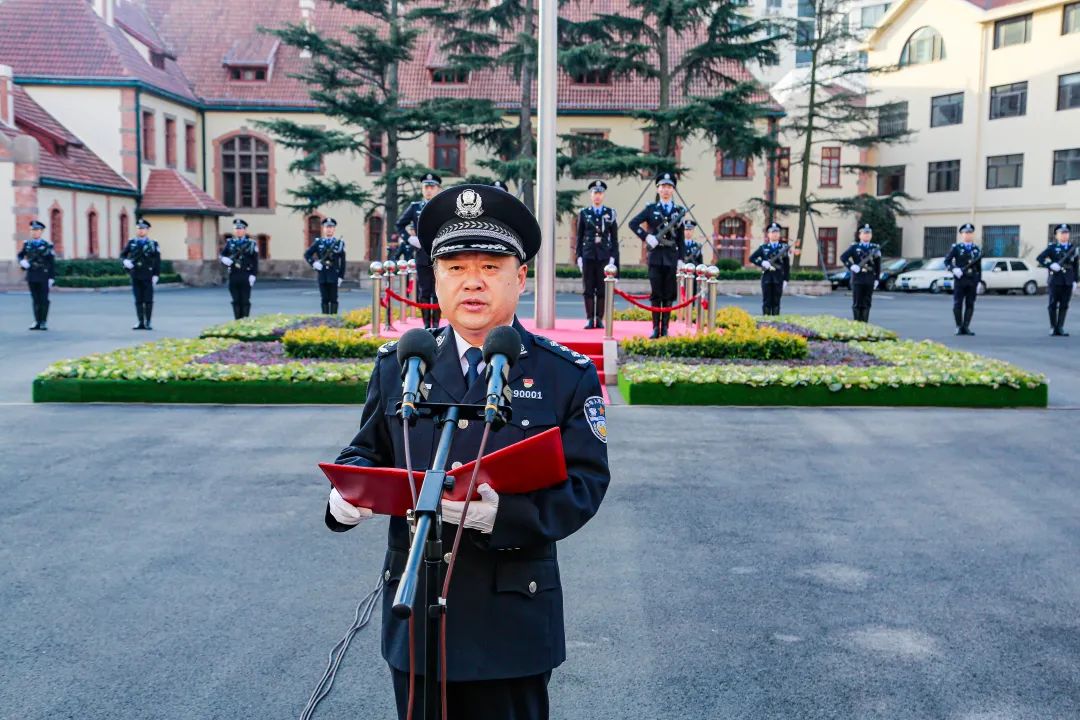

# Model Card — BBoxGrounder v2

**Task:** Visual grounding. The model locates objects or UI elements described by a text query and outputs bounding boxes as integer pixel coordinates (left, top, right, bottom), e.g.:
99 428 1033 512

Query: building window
49 208 64 257
150 51 166 70
255 233 270 259
878 101 908 136
860 3 890 29
986 154 1023 189
87 210 99 258
184 122 196 172
795 18 814 66
432 131 462 176
820 147 841 187
983 225 1020 256
720 154 750 178
923 226 955 257
164 117 176 168
221 135 272 209
142 110 155 164
1053 148 1080 185
775 147 791 186
571 131 606 159
299 146 323 174
571 69 612 85
994 14 1032 49
900 26 945 66
229 67 266 81
928 159 960 192
930 92 964 127
819 227 838 266
876 165 905 195
430 68 469 84
367 133 384 174
1058 73 1080 110
1066 3 1080 34
306 215 322 248
367 215 384 261
989 82 1027 119
119 211 129 250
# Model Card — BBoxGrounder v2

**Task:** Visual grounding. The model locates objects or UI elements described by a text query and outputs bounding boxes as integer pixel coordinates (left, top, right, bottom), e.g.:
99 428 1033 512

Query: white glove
248 275 256 287
1051 262 1062 272
312 260 324 271
850 265 861 274
761 260 773 271
337 277 343 287
577 257 584 273
441 483 499 534
1073 282 1078 292
408 236 421 249
123 259 135 270
952 268 963 278
220 256 234 267
48 278 55 288
645 234 658 249
609 257 616 266
152 275 159 285
19 259 30 269
783 281 788 292
328 487 373 526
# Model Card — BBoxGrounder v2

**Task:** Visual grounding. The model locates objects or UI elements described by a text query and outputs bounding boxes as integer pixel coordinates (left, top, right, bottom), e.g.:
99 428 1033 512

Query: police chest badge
455 189 484 219
584 396 607 443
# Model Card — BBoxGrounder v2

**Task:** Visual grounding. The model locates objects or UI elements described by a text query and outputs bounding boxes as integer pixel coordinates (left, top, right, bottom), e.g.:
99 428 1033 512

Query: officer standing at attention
1036 224 1078 336
628 171 686 338
304 218 347 314
945 223 982 335
17 220 56 331
219 218 259 319
323 184 610 720
120 218 161 330
575 179 619 329
397 172 443 328
749 222 790 316
840 224 882 323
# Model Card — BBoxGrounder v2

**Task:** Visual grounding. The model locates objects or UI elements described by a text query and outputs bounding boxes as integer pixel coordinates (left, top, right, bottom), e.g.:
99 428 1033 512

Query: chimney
89 0 116 27
299 0 315 58
0 65 13 128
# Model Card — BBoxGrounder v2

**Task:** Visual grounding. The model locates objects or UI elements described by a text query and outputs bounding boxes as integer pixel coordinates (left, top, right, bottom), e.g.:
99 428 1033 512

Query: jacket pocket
495 558 560 597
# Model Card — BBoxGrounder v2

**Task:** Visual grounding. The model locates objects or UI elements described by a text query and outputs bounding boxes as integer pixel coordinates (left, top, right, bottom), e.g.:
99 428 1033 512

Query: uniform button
451 461 462 470
528 581 537 594
521 419 530 427
457 419 469 429
384 570 391 582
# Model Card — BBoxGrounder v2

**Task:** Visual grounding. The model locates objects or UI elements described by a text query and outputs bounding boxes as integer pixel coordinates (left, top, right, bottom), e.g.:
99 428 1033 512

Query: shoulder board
377 340 398 357
533 335 592 368
609 208 617 221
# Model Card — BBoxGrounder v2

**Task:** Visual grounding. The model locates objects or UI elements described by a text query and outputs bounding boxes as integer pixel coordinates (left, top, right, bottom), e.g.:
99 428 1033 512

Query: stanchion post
398 261 409 323
370 261 383 338
603 263 617 341
695 264 708 334
683 263 695 327
383 261 397 330
706 265 719 333
407 259 417 320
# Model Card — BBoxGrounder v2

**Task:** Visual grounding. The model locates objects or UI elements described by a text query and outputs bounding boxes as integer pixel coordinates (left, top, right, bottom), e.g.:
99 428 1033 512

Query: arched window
50 207 64 257
119 211 130 254
715 215 750 262
306 214 322 248
87 210 99 257
900 27 946 66
719 217 747 238
220 134 272 209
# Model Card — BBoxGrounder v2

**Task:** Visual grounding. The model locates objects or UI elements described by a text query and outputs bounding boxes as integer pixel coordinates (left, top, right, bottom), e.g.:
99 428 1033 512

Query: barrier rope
613 287 698 313
385 286 440 310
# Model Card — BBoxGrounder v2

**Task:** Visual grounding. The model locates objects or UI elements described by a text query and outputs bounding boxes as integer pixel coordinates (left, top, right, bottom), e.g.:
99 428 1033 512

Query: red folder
319 427 568 517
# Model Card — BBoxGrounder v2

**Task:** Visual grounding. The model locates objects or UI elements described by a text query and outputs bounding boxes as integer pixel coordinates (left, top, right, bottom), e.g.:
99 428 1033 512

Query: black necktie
464 347 483 388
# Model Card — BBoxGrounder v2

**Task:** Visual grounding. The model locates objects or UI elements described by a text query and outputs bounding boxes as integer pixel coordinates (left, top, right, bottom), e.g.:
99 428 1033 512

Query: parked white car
897 257 953 294
942 257 1043 295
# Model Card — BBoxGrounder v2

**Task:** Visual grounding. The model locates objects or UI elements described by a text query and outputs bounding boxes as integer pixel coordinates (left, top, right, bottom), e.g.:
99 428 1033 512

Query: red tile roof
115 0 171 56
139 168 232 215
0 0 196 101
7 85 135 194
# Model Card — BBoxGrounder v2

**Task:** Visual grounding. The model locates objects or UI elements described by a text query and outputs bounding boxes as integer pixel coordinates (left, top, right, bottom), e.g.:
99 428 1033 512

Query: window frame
930 92 964 127
184 121 197 172
432 130 463 177
820 146 841 188
994 14 1033 49
989 82 1028 120
429 68 470 85
220 134 273 210
141 109 156 165
164 116 177 168
818 227 839 266
986 153 1024 189
1065 2 1080 34
775 147 791 187
900 26 946 67
367 133 384 175
876 165 906 196
878 101 909 137
1052 148 1080 186
1058 72 1080 111
927 159 961 193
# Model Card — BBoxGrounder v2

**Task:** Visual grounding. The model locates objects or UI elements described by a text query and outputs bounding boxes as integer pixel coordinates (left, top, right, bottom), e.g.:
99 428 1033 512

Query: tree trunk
657 25 672 158
519 0 536 213
381 0 401 261
793 7 822 270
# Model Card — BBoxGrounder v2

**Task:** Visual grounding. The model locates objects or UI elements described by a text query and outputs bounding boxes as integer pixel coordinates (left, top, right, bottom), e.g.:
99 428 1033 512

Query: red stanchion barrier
613 287 698 313
386 287 440 310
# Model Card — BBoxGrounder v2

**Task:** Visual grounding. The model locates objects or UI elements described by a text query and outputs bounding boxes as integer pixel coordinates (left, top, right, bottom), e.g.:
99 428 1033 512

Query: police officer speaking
1036 224 1079 336
945 223 982 335
17 219 56 331
397 172 444 329
840 224 882 323
303 218 347 314
219 218 259 319
576 179 619 329
324 183 610 720
749 222 791 316
119 218 161 330
629 171 686 338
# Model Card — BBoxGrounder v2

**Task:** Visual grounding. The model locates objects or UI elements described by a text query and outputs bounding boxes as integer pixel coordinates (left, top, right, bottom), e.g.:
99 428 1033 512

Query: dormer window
430 68 469 85
572 69 612 85
230 67 267 82
150 51 166 70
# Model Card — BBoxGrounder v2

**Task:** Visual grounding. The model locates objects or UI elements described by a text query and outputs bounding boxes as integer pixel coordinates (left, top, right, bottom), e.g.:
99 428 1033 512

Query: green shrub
714 258 742 271
621 326 807 361
55 273 183 288
55 259 175 277
201 314 322 341
282 326 386 358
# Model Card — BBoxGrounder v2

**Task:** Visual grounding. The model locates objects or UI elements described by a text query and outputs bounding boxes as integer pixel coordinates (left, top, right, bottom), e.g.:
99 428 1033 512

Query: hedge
621 326 807 361
55 273 183 288
282 326 386 358
55 259 176 277
201 314 325 341
759 315 898 342
33 377 367 404
551 264 825 281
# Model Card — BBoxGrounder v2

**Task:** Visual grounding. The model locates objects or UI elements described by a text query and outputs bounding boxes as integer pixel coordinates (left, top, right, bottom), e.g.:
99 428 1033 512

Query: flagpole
534 0 557 329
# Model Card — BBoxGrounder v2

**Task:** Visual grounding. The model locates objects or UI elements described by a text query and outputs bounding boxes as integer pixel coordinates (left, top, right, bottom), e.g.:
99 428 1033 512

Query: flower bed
200 314 343 342
282 326 387 359
758 315 898 342
621 327 807 361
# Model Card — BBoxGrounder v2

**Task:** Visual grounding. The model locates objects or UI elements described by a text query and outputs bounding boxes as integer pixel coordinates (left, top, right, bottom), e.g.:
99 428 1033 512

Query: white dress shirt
451 327 487 378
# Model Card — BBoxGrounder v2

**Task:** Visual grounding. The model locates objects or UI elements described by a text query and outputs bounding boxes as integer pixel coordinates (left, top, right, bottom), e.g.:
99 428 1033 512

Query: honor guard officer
840 224 882 322
220 218 259 319
389 233 414 263
17 220 56 330
682 221 704 296
397 172 444 328
323 183 610 720
749 222 791 316
575 180 620 329
303 218 347 314
1037 224 1079 336
492 180 510 192
629 171 687 338
120 218 161 330
945 223 982 335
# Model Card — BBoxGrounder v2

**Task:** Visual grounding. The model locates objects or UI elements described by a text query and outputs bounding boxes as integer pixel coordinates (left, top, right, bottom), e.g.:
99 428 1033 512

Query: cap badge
455 189 484 219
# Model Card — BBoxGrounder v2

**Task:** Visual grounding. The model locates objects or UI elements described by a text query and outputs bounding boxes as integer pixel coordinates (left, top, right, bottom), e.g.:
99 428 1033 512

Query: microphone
481 326 520 426
396 329 438 422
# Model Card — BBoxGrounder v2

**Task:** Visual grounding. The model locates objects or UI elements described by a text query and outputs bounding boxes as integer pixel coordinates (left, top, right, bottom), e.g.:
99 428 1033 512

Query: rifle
954 246 982 276
654 204 695 247
1048 244 1080 273
225 237 256 268
852 245 881 273
762 242 789 271
318 237 345 269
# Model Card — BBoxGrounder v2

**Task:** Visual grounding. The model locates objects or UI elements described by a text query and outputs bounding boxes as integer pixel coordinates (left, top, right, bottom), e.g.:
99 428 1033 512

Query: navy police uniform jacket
749 242 791 285
628 202 686 268
119 238 161 280
1036 243 1079 286
222 237 259 276
944 243 982 282
839 243 881 285
396 201 430 267
304 238 347 284
17 239 56 283
575 206 619 263
326 319 610 682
